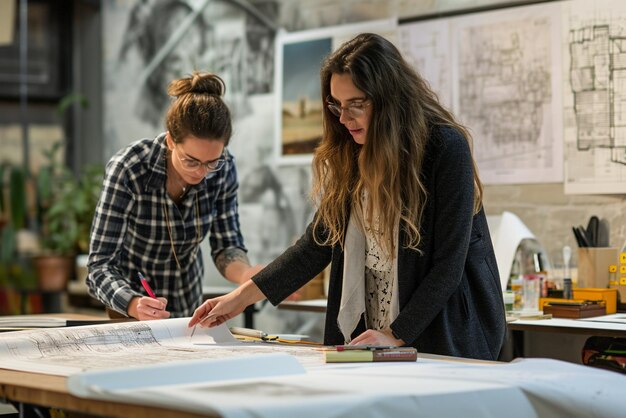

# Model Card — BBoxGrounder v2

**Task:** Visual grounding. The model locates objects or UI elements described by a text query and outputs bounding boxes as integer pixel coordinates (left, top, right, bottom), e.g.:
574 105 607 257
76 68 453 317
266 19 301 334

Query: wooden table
0 369 216 418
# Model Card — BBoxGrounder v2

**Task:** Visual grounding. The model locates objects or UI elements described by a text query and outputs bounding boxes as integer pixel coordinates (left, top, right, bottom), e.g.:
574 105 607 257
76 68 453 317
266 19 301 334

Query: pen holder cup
577 247 618 288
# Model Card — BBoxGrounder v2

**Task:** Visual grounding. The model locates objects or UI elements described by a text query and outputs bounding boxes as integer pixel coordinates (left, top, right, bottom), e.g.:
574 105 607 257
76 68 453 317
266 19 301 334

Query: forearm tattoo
215 248 250 276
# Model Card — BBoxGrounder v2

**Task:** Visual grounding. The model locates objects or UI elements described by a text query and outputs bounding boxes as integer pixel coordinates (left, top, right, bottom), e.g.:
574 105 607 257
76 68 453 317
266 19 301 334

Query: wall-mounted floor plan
451 3 563 185
564 0 626 194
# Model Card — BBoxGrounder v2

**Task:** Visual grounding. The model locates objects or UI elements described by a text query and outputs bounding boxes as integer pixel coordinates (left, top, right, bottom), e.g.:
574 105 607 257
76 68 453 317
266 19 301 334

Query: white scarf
337 211 399 343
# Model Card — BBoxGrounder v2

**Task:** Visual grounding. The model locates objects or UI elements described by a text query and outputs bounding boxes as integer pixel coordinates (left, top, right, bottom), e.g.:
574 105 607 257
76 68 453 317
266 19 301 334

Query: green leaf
57 93 89 116
9 167 26 229
1 224 16 263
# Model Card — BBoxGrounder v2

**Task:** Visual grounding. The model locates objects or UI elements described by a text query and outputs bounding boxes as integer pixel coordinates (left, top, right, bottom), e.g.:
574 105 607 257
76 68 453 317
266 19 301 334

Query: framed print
0 1 70 99
274 19 397 165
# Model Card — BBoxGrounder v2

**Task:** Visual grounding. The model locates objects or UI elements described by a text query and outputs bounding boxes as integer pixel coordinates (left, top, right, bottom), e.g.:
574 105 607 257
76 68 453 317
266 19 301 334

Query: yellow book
324 348 418 363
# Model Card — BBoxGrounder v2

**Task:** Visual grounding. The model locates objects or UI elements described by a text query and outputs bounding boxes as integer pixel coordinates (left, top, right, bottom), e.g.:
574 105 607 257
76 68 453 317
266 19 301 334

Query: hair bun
167 71 226 98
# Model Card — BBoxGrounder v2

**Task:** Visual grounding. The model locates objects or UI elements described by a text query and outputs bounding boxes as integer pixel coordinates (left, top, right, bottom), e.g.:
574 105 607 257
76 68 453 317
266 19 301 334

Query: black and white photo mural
102 0 311 272
105 0 277 149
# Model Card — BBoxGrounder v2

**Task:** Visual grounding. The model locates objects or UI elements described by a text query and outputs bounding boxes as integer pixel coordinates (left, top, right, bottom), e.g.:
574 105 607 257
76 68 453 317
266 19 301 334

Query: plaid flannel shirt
87 133 245 317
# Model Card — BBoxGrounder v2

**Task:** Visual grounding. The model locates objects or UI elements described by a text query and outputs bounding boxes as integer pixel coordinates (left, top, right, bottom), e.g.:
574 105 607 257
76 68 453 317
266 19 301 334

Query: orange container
539 297 580 311
573 288 617 314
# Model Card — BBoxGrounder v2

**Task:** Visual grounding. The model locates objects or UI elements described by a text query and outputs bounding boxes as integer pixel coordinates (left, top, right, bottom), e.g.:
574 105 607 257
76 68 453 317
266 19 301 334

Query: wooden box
543 302 606 319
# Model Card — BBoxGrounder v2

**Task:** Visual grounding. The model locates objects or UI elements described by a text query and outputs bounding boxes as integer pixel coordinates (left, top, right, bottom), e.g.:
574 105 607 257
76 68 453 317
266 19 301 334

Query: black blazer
253 126 506 360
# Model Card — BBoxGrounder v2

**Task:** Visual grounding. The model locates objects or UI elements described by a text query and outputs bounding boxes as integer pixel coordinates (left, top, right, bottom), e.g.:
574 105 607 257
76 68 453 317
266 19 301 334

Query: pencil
190 312 218 338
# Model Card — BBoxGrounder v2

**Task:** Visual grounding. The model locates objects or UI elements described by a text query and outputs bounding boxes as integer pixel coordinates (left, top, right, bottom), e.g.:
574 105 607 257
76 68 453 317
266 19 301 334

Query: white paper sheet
98 357 626 418
67 353 306 398
578 314 626 325
63 339 626 418
340 357 626 417
70 365 537 418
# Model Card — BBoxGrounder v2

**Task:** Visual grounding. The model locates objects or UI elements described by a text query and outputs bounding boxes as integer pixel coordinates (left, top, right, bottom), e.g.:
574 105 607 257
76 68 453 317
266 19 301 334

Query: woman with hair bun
87 72 260 320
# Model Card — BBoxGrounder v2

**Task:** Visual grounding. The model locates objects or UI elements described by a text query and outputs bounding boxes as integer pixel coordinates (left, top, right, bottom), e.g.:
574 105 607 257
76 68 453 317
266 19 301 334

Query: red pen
137 272 156 298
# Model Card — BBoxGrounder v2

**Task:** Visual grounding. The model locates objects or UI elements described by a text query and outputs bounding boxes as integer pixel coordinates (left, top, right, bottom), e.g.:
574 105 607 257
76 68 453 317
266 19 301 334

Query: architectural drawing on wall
398 18 452 109
451 3 563 185
571 26 626 163
563 0 626 194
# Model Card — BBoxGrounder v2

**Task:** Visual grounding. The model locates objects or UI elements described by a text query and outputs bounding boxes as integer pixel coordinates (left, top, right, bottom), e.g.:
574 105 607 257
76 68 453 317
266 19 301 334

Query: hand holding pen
188 280 265 331
129 272 171 321
187 293 238 331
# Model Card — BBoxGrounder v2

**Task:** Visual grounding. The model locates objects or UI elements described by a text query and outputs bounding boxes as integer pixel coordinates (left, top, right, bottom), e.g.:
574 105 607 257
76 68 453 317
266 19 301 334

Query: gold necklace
166 152 188 199
163 193 202 270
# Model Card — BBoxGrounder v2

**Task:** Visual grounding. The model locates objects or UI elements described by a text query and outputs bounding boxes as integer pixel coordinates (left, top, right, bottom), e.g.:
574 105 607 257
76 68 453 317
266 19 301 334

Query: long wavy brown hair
311 33 483 255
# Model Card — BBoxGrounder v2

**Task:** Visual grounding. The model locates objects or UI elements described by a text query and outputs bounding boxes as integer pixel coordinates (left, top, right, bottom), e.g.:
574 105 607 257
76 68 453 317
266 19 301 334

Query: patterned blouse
362 196 395 330
87 133 246 317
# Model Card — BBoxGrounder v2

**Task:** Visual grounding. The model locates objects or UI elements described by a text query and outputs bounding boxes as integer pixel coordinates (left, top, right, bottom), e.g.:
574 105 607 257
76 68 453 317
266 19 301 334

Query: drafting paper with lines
0 318 324 376
451 3 564 185
563 0 626 194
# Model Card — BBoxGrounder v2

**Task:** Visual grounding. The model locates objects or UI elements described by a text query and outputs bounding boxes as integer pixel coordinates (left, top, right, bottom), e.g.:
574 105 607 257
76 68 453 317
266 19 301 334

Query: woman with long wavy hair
190 33 506 360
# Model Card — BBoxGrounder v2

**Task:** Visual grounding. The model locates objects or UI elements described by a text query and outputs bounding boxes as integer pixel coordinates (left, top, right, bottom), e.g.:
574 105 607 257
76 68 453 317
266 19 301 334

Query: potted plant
32 142 77 291
31 92 102 292
32 142 104 292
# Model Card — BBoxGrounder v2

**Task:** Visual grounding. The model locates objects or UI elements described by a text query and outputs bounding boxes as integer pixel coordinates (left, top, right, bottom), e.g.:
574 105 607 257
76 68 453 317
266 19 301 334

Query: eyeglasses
326 96 371 118
175 146 226 173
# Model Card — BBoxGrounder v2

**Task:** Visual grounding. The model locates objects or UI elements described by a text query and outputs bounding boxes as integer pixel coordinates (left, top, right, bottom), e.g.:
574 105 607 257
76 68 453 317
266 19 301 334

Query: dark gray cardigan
253 126 506 360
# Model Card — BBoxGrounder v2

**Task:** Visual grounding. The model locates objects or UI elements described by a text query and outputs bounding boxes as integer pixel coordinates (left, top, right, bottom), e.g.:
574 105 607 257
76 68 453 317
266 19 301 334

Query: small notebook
325 347 418 363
